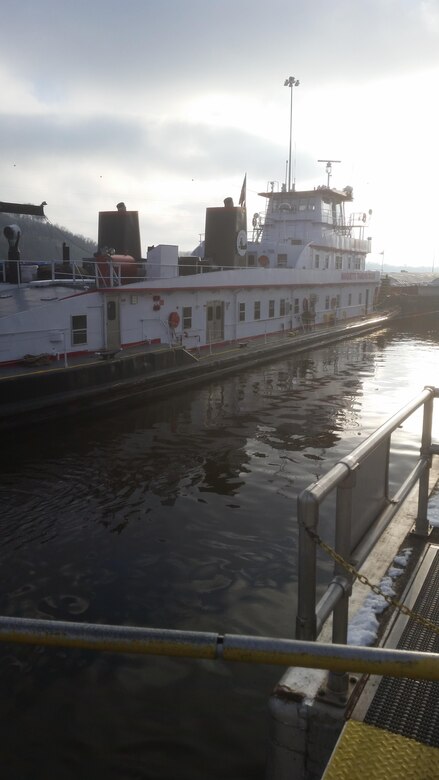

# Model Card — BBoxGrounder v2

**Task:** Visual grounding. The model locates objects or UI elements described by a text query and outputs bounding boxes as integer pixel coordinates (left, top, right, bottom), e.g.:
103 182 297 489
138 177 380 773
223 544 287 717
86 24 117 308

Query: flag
239 174 246 208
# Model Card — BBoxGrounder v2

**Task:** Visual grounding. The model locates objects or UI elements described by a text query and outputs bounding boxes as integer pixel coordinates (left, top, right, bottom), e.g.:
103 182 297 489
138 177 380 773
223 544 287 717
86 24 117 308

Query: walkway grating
364 546 439 746
324 543 439 778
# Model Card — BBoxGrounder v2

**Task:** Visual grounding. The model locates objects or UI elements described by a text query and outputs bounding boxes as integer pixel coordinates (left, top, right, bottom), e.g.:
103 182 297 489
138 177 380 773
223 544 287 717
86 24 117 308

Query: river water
1 319 439 780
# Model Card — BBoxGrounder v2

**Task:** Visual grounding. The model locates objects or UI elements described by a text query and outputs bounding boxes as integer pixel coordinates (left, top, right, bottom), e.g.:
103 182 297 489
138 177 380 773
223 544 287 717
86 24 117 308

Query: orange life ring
258 255 269 267
168 311 180 329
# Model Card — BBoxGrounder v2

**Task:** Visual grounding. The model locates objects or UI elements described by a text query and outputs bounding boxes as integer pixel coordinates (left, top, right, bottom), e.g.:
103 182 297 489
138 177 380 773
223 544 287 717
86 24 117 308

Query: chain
304 524 439 638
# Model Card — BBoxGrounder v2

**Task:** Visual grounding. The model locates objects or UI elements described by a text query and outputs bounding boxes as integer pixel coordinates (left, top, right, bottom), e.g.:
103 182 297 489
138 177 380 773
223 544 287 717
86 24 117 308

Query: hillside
0 213 97 264
366 261 436 273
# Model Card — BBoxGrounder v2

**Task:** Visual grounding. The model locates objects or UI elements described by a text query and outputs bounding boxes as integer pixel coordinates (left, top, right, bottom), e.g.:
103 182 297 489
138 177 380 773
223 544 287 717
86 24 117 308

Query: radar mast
317 159 341 188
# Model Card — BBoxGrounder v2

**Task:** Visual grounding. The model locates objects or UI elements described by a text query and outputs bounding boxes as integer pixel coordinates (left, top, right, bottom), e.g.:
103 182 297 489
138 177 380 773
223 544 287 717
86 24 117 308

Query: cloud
2 0 439 262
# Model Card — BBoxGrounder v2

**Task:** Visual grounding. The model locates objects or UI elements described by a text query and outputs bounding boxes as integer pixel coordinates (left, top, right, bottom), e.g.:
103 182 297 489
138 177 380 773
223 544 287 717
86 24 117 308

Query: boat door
105 297 121 350
206 301 224 344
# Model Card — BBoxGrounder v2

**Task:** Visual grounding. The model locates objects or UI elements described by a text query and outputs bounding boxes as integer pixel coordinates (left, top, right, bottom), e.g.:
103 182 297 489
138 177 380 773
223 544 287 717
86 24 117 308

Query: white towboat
0 161 379 367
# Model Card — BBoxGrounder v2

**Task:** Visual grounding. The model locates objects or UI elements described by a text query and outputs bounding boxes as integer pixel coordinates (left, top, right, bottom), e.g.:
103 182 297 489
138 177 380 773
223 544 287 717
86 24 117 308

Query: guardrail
296 384 438 694
1 615 439 681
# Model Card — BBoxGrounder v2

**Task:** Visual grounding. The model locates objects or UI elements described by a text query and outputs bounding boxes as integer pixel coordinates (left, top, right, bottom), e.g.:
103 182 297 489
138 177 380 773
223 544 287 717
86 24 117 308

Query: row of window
239 299 288 322
315 253 363 271
246 253 299 268
238 292 367 322
272 198 317 212
71 289 370 345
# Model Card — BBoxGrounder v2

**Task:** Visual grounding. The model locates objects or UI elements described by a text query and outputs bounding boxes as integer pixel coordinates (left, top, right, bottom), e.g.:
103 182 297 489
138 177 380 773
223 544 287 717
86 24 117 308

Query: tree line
0 214 97 265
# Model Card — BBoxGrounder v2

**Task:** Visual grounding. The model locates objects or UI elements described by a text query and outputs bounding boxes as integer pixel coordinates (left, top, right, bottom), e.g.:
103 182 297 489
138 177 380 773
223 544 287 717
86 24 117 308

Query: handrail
1 615 439 681
296 384 438 694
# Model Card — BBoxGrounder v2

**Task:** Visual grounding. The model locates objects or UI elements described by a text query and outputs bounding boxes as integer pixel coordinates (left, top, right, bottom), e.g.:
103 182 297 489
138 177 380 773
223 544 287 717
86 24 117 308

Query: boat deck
0 309 393 382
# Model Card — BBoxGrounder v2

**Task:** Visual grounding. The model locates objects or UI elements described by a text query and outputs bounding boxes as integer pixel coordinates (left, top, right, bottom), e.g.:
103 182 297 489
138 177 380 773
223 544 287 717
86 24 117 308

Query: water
1 319 439 779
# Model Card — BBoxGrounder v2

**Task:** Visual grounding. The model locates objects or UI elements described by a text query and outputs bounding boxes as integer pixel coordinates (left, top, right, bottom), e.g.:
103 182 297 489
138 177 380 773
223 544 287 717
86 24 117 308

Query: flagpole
284 76 300 191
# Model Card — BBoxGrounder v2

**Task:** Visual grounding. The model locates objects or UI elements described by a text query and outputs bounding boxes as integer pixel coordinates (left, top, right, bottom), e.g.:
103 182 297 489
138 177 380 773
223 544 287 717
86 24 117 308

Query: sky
1 0 439 266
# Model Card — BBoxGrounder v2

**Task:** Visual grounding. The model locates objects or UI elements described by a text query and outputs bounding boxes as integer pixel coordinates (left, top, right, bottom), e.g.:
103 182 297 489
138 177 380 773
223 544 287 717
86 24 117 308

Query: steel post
326 470 356 695
295 490 319 640
416 388 434 536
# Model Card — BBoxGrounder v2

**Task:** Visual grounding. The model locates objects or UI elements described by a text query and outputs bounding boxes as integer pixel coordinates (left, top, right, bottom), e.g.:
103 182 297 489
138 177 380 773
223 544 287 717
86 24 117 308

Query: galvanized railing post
326 468 356 698
296 491 318 640
416 387 434 536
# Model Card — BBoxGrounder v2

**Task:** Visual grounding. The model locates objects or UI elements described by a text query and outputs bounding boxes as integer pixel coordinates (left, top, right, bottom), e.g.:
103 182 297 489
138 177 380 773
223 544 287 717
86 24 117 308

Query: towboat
0 163 380 365
0 165 390 429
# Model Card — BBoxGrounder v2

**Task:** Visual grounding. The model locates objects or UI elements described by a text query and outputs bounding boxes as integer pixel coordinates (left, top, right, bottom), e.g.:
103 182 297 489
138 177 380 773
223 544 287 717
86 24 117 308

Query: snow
347 549 411 646
427 491 439 527
347 492 439 646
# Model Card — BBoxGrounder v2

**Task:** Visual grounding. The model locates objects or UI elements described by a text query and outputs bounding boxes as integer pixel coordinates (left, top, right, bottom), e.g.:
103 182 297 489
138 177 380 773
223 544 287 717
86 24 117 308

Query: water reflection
1 324 439 778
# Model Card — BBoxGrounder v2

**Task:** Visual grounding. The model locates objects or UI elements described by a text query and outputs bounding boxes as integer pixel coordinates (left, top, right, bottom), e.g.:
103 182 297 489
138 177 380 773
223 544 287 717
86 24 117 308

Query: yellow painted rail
2 615 439 682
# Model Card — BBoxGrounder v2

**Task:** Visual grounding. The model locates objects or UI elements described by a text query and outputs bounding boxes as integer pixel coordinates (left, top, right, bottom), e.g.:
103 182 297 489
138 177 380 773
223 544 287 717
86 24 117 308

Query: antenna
318 159 341 188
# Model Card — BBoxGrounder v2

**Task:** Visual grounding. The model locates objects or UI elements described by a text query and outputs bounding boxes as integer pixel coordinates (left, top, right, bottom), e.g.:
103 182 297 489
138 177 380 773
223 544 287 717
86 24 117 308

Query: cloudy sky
1 0 439 266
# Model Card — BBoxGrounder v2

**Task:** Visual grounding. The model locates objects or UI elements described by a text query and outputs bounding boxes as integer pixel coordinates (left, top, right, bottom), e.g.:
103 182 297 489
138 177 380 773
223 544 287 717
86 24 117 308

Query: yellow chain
305 525 439 638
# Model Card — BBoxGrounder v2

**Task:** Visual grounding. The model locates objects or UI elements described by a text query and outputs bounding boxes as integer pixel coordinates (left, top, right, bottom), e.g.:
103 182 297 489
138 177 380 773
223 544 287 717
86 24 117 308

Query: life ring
302 298 309 311
258 255 269 267
168 311 180 329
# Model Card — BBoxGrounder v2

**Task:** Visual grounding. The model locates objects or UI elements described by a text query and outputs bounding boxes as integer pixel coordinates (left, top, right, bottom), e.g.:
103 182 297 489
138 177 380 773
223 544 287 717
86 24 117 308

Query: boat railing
1 255 378 283
0 259 95 286
296 385 438 696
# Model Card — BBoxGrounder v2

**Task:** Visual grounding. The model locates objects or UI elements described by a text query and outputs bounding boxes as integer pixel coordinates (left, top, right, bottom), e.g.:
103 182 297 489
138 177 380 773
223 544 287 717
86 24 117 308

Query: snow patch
347 548 412 647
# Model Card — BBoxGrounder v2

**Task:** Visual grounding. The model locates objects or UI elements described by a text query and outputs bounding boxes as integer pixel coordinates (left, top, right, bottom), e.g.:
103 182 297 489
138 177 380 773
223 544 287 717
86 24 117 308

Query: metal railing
296 385 438 693
1 615 439 681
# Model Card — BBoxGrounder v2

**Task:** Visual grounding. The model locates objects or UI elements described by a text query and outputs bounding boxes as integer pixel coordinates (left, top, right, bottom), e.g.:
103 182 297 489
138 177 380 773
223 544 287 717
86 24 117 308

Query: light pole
284 76 300 192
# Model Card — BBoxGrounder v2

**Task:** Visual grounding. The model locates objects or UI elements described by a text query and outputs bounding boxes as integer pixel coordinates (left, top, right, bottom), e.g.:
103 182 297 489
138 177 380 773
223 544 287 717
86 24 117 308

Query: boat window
248 253 256 267
325 255 330 268
269 300 275 318
183 306 192 329
277 253 287 267
71 315 87 345
254 301 261 320
299 199 307 211
107 301 117 320
315 254 320 269
359 292 363 304
335 256 342 270
216 304 222 319
336 294 340 307
239 302 245 322
280 299 286 316
325 296 330 310
348 293 352 306
294 298 299 314
207 307 213 321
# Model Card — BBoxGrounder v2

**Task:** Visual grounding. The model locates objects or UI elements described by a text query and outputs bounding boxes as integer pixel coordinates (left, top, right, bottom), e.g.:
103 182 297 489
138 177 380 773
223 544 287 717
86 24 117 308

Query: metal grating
365 549 439 746
323 720 439 780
